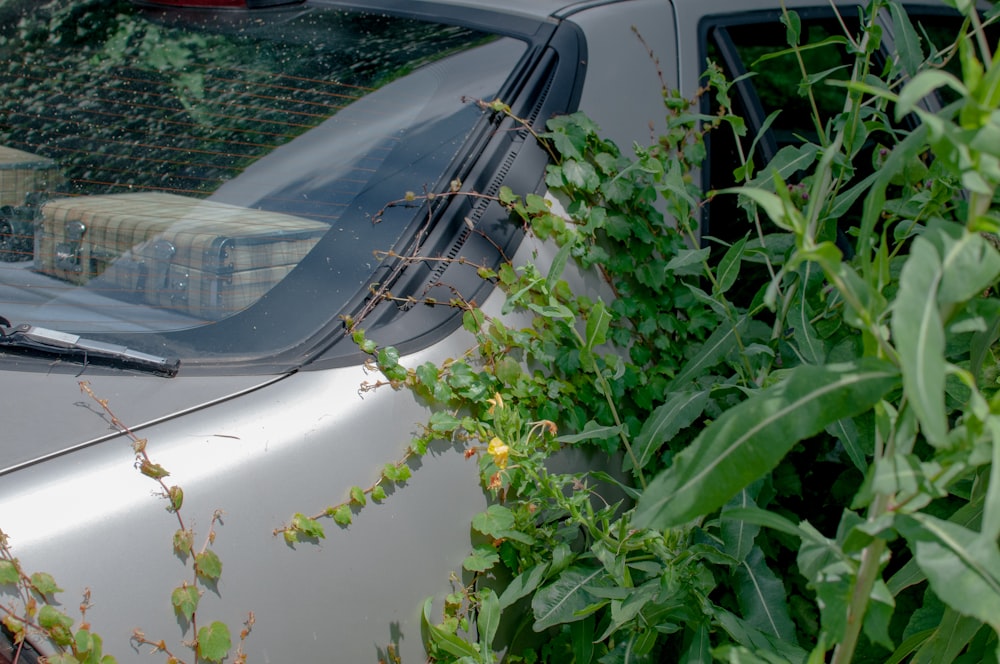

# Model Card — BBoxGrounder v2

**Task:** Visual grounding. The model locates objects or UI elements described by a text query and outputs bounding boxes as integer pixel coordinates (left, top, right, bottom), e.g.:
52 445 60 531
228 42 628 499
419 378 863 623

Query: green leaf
734 547 796 641
897 70 965 119
0 560 18 585
196 621 231 663
463 546 499 573
896 513 1000 632
472 506 516 537
556 421 623 445
38 605 73 631
715 237 747 296
629 390 709 472
292 512 326 539
571 615 596 664
584 300 611 353
30 572 62 596
892 235 947 447
531 565 606 631
561 159 600 191
722 489 762 563
788 270 824 365
195 549 222 583
713 606 808 662
908 605 982 664
937 227 1000 307
349 485 367 507
173 528 194 558
332 504 352 526
889 1 924 78
635 359 898 529
666 318 748 391
752 144 819 188
477 588 500 651
546 242 573 294
666 247 711 276
824 417 867 473
429 411 461 433
422 598 481 659
499 563 549 610
863 579 896 651
171 584 200 621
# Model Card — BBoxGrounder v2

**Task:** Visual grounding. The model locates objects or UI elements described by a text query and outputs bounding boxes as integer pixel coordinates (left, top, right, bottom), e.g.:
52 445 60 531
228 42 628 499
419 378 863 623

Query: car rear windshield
0 0 524 365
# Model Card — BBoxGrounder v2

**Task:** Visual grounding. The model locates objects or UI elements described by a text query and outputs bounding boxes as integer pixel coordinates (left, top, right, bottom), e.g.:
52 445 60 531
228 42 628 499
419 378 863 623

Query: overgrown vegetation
285 1 1000 661
2 0 999 662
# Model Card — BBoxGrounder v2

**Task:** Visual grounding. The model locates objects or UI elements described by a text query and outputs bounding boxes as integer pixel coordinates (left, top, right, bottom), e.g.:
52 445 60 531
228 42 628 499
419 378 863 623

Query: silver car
0 0 982 661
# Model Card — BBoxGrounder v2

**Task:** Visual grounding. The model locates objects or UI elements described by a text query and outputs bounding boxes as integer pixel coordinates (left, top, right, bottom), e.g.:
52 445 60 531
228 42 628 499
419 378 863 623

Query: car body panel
0 372 285 474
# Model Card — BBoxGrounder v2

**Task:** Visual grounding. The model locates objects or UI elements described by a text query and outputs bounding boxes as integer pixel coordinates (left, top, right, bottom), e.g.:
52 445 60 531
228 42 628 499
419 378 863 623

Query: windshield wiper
0 319 180 377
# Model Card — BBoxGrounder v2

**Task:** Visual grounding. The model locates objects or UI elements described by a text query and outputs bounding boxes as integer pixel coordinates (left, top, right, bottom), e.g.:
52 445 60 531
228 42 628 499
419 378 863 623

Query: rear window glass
0 0 523 361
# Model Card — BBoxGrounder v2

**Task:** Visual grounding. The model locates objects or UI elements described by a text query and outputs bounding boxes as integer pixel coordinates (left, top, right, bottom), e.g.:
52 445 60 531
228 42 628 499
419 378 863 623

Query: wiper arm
0 320 180 377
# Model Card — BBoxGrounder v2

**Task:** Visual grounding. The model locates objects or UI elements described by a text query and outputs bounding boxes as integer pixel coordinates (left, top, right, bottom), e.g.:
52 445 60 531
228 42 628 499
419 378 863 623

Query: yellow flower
486 392 504 415
487 436 509 469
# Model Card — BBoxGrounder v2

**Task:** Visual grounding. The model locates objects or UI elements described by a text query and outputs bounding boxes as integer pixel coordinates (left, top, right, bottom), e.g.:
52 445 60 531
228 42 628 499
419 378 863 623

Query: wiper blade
0 322 180 377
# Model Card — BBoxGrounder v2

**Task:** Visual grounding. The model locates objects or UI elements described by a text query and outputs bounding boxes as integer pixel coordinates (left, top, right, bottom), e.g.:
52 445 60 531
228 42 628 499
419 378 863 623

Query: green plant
0 383 252 664
286 2 1000 662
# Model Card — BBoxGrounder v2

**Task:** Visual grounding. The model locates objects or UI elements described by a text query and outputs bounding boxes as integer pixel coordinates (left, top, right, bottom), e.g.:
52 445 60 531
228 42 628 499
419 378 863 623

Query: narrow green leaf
715 237 747 296
892 235 947 447
984 418 1000 542
713 607 808 662
825 417 867 473
887 495 984 595
635 360 898 529
556 421 623 445
722 186 797 233
734 547 796 641
908 606 982 664
545 241 573 294
628 390 709 472
896 513 1000 631
666 247 711 276
788 273 824 365
937 227 1000 306
531 566 606 631
897 70 965 119
499 563 549 610
422 598 481 659
889 1 924 78
571 615 596 664
196 621 231 663
584 300 611 353
722 489 762 563
477 588 500 651
863 579 896 651
666 318 748 391
750 142 818 188
721 506 829 548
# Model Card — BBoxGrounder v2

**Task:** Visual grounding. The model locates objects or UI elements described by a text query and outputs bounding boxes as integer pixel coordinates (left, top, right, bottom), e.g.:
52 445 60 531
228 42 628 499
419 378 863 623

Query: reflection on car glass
0 1 522 357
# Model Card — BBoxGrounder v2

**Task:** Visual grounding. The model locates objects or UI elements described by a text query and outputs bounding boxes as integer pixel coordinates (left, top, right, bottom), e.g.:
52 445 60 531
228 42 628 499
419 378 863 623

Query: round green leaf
197 621 231 663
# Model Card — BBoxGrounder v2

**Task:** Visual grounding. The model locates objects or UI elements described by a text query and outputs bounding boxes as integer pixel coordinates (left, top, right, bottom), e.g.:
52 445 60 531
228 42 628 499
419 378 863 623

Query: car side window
701 13 860 249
